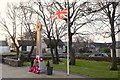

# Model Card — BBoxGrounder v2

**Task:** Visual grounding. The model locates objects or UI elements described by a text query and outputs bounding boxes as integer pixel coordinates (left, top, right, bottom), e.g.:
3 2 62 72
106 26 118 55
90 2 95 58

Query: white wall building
18 39 65 55
18 39 47 52
0 41 10 53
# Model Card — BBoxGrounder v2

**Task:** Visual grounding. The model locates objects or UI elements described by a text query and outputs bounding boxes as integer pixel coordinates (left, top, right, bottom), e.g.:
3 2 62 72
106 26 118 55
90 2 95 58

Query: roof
101 41 120 49
18 40 36 46
18 39 64 48
43 38 64 48
71 42 88 49
89 42 120 50
64 42 110 48
90 43 111 48
0 41 9 46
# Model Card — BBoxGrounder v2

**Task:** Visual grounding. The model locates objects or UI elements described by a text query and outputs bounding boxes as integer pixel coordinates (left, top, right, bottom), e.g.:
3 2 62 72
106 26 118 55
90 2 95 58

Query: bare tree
52 0 97 65
52 21 67 63
87 1 120 70
23 0 58 64
29 0 68 64
0 3 20 59
15 0 99 65
74 33 94 53
17 3 37 59
98 2 119 70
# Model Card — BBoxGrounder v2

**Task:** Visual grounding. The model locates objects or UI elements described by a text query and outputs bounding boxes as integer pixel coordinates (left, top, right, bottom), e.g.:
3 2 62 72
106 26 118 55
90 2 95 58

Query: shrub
100 47 110 53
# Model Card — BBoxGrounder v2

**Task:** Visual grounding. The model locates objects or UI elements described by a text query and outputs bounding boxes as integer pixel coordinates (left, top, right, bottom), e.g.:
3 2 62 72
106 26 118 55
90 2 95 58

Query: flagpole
51 0 69 75
67 0 70 76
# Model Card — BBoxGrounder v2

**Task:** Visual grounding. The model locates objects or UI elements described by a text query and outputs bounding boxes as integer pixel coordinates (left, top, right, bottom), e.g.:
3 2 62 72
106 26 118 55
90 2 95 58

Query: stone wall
4 57 23 67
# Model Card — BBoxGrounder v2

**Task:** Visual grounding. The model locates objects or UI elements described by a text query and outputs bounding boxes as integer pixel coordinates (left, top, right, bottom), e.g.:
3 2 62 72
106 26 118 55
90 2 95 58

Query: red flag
52 9 68 19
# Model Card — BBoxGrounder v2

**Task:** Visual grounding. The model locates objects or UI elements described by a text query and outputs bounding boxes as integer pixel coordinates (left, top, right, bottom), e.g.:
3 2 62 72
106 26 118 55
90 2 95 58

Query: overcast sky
0 0 27 40
0 0 117 43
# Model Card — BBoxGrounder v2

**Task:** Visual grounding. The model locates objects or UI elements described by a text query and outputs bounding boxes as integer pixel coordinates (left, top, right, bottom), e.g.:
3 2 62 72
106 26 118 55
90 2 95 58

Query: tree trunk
53 36 60 64
55 43 59 64
110 39 118 70
67 0 75 65
28 46 34 60
48 36 56 64
110 23 118 70
107 2 118 70
11 37 20 59
50 47 56 64
16 47 19 59
108 2 118 70
69 33 75 65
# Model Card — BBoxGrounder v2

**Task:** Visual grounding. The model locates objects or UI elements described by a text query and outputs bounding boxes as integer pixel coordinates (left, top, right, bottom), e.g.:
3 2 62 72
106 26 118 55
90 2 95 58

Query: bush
100 47 110 53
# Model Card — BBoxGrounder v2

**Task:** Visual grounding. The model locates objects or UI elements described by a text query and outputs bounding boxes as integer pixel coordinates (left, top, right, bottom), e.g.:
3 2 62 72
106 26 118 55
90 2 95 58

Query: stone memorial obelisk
36 21 45 73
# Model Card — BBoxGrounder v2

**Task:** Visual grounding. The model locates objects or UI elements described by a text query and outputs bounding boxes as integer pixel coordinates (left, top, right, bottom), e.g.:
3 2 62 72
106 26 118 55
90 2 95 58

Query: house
43 38 65 54
17 39 65 54
110 41 120 57
18 40 36 52
65 41 110 53
71 42 89 52
116 41 120 57
89 43 111 52
0 40 10 53
18 39 47 53
64 41 112 53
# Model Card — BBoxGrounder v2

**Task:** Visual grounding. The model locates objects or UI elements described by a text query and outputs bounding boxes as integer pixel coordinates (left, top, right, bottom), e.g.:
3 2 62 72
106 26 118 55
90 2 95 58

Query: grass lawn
49 58 120 78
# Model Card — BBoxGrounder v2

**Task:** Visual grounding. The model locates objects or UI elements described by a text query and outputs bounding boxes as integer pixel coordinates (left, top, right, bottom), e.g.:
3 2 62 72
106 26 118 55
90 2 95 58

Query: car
88 53 109 57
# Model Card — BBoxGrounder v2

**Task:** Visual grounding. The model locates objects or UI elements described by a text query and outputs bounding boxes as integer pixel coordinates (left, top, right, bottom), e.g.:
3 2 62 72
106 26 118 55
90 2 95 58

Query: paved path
1 63 85 78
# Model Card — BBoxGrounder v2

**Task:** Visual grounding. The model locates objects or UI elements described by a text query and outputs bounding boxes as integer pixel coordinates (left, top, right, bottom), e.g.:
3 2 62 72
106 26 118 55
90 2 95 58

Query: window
22 46 26 51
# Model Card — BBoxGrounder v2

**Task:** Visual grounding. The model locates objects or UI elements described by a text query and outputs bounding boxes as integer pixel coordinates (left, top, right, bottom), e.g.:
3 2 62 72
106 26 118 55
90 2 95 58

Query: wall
116 49 120 57
0 46 10 53
27 46 32 52
111 49 120 57
57 46 63 54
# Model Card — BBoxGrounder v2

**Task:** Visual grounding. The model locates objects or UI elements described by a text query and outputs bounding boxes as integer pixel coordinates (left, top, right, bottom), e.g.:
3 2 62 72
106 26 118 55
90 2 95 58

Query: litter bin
46 67 53 75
